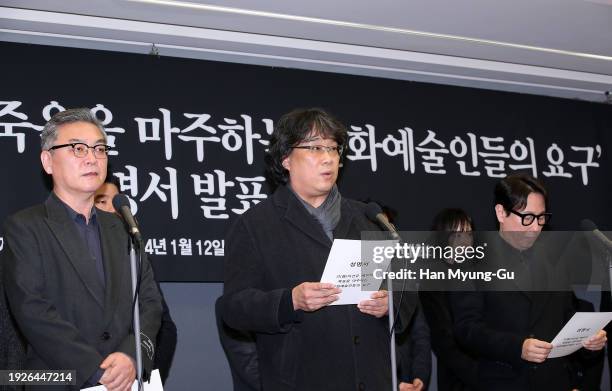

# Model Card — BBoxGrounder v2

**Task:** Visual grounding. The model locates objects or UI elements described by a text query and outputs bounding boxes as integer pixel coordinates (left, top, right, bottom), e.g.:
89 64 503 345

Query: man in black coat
451 173 607 391
3 108 162 390
223 108 414 391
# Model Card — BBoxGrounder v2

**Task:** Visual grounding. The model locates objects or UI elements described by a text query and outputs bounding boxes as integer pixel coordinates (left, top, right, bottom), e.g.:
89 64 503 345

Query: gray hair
40 108 107 150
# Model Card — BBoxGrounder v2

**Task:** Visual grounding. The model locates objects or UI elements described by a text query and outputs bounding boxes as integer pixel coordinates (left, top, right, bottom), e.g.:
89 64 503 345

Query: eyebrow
66 138 106 144
302 136 322 142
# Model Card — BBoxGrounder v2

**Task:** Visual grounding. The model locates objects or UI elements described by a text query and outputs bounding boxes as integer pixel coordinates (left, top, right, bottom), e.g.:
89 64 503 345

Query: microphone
365 202 400 240
580 219 612 252
112 194 143 243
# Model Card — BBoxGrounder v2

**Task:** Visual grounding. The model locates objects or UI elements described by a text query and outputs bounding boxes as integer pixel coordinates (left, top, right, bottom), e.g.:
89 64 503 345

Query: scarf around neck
290 184 342 240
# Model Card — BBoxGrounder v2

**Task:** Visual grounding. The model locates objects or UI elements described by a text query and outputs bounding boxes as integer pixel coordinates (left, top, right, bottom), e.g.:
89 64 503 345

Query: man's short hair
494 172 548 214
104 173 122 190
40 108 107 150
265 108 347 185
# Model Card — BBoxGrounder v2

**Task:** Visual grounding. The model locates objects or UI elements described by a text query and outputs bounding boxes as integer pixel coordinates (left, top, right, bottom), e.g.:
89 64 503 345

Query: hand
582 329 607 351
358 290 389 318
99 352 136 391
399 378 424 391
292 282 341 311
521 338 552 363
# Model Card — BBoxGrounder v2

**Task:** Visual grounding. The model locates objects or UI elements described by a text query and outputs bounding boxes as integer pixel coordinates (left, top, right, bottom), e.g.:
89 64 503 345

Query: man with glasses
451 172 607 391
222 108 412 390
3 108 162 391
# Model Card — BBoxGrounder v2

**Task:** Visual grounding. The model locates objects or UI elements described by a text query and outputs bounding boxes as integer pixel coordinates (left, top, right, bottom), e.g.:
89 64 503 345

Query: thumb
100 355 114 369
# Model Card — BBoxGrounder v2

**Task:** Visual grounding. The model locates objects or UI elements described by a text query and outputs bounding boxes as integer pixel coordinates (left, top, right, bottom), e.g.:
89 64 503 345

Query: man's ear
494 204 506 224
40 151 53 175
282 156 290 171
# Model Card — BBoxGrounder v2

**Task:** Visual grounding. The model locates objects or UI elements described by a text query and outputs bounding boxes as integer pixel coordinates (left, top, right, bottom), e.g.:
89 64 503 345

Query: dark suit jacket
2 194 162 390
451 235 577 391
223 185 415 391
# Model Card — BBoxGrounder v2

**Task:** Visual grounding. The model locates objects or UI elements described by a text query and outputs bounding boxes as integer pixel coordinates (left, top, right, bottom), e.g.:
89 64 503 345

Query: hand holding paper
521 338 553 363
320 239 395 305
292 282 341 311
548 312 612 358
582 329 607 351
358 290 389 318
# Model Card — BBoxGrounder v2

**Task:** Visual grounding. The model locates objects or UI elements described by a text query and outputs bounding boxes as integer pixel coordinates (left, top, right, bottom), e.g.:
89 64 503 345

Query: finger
100 355 115 369
370 290 388 299
119 376 133 391
111 368 131 390
100 365 119 385
359 298 385 307
529 346 552 355
316 283 336 290
310 295 339 306
105 368 123 389
305 288 340 299
531 352 549 362
531 340 553 349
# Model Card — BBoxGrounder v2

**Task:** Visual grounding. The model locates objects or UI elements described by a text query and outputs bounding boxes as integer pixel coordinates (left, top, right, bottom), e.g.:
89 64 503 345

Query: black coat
450 235 577 391
2 194 162 390
222 185 414 391
420 290 478 391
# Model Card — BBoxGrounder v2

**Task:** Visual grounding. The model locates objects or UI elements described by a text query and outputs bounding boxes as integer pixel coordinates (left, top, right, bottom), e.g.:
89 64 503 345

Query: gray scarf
290 184 342 240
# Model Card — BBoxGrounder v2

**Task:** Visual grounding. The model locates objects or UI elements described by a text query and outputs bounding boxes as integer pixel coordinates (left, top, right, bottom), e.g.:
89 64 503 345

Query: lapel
274 186 332 248
97 210 127 326
44 194 105 309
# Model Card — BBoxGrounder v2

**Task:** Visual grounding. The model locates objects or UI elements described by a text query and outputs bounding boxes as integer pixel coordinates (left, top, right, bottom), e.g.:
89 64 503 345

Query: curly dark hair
265 108 347 185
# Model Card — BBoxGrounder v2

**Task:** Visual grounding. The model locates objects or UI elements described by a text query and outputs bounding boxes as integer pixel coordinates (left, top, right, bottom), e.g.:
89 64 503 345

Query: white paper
548 312 612 358
320 239 395 305
81 369 163 391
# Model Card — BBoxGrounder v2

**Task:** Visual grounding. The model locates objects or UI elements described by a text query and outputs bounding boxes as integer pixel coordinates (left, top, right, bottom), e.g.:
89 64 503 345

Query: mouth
82 172 99 177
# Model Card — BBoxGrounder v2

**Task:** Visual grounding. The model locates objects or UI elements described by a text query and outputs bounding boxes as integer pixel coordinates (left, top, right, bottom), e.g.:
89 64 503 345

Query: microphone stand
387 273 398 391
129 239 144 391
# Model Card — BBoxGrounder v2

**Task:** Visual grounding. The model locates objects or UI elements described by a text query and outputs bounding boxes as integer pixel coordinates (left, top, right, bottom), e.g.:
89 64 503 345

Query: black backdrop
1 42 610 281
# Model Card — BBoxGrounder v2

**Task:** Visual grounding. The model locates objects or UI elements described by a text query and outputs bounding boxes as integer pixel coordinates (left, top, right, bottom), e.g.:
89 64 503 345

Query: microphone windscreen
112 193 130 212
579 219 598 231
365 202 383 221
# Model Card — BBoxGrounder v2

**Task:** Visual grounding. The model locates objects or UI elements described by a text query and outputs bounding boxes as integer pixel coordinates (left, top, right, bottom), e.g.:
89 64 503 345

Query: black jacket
450 234 577 391
222 185 415 391
3 194 162 390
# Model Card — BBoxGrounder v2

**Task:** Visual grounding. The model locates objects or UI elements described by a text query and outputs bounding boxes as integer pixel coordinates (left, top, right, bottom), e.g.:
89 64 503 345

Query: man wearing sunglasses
2 108 162 391
451 173 607 391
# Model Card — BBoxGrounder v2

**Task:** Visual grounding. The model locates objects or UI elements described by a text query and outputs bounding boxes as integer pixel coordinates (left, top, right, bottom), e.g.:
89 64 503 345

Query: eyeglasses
291 145 344 155
508 209 552 226
48 143 112 159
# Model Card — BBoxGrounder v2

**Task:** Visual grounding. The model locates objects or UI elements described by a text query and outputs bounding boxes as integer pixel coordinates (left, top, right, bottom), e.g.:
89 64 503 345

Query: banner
1 42 610 281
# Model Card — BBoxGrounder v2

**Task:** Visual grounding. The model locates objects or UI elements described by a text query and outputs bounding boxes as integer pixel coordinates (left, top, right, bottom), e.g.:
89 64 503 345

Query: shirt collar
52 192 97 226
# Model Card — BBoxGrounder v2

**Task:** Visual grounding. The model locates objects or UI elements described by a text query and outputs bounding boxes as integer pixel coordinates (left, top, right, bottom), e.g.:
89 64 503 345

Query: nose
84 148 98 164
527 220 540 231
321 150 338 165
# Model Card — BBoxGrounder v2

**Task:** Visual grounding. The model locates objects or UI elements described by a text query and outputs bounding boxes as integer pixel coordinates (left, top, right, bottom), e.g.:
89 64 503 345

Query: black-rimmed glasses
291 145 344 155
508 209 552 226
48 143 112 159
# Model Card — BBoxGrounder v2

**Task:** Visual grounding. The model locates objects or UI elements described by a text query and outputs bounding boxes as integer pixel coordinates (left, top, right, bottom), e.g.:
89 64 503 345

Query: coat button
353 336 360 345
101 332 111 341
